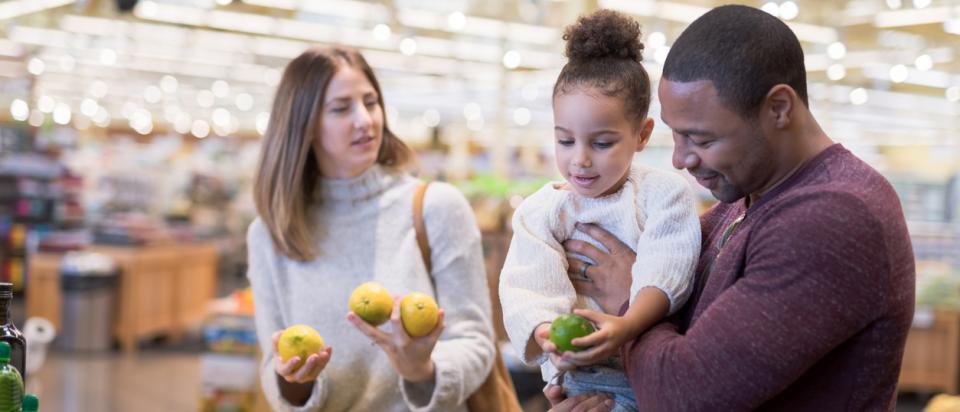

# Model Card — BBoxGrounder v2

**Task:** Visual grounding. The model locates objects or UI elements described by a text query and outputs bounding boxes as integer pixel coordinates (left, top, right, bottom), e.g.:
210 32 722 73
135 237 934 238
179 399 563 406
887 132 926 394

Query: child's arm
499 187 578 366
559 287 669 365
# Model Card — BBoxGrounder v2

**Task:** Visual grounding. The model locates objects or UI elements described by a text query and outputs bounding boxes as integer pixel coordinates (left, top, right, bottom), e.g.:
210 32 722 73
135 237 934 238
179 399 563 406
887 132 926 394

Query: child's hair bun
564 9 644 63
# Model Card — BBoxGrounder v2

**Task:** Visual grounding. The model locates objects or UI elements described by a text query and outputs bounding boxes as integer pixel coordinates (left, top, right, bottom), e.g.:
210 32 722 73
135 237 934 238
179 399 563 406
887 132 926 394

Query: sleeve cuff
399 359 462 412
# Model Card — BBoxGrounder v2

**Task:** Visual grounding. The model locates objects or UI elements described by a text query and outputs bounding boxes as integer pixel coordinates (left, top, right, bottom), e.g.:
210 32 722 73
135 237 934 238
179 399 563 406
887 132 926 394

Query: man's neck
748 118 833 206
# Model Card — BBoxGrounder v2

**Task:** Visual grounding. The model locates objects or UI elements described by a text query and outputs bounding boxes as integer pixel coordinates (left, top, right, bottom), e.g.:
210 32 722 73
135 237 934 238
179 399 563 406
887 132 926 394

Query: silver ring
579 262 589 278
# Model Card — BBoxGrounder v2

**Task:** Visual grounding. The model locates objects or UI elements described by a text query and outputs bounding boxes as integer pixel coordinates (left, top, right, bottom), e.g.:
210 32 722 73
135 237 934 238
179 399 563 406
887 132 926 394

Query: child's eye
593 141 613 149
331 107 349 113
557 139 574 146
364 100 378 108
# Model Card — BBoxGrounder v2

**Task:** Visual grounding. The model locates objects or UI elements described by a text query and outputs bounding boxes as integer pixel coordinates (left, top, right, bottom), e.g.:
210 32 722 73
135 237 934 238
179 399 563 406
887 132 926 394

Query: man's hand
564 223 635 314
544 384 614 412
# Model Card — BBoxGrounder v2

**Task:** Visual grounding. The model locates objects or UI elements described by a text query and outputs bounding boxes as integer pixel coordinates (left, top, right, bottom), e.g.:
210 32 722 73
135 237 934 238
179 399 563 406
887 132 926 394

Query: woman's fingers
346 311 390 345
271 331 282 352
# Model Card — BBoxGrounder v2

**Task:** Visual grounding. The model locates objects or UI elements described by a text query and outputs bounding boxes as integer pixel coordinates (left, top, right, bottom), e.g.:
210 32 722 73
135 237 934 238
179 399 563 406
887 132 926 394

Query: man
550 5 915 411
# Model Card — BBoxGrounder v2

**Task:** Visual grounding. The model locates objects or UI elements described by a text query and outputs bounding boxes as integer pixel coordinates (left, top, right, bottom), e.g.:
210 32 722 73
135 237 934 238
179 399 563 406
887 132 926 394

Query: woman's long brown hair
253 46 413 261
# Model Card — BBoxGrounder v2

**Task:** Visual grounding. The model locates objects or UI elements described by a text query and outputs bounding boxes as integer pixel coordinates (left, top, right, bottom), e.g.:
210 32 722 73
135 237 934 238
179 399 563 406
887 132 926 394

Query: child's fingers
570 327 608 347
572 308 606 323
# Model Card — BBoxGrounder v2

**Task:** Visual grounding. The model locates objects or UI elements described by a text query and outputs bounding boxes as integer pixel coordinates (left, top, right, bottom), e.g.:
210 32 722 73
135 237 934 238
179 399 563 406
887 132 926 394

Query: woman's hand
272 331 333 384
347 296 446 383
544 384 614 412
564 223 636 314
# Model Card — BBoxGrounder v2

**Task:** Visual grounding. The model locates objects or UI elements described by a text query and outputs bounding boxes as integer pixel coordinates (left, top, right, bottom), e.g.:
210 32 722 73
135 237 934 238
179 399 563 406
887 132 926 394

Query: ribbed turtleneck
315 164 400 204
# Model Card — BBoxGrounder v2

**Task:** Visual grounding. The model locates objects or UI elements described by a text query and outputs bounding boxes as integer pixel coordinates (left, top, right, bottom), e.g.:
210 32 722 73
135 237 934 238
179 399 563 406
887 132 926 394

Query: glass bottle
0 283 24 382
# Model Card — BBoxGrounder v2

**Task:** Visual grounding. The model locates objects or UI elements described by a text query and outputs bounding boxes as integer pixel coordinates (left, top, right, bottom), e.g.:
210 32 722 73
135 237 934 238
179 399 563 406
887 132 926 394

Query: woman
247 46 495 411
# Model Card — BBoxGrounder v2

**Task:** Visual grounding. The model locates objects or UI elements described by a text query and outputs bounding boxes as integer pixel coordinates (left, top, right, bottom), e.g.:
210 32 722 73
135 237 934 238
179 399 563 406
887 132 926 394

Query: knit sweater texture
622 144 916 411
500 165 701 380
247 164 495 412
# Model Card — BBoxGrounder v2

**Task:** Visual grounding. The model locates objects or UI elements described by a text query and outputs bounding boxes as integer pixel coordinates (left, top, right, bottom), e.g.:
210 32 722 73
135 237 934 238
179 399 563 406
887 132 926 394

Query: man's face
659 79 776 204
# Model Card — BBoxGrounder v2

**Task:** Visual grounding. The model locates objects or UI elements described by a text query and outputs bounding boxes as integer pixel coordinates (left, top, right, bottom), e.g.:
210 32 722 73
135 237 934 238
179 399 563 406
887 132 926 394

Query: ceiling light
913 0 931 9
947 86 960 102
99 48 117 65
422 109 440 127
400 38 417 56
512 107 531 126
502 50 521 69
827 42 846 59
53 103 71 125
647 31 666 49
89 80 108 98
212 80 230 98
761 2 780 17
174 113 192 134
373 24 391 41
235 93 254 111
447 12 466 31
215 0 232 5
10 99 28 121
889 64 909 83
37 96 55 113
886 0 902 9
463 102 482 120
521 85 539 101
80 99 98 117
197 90 215 108
255 112 271 135
780 1 799 20
160 75 178 93
654 46 670 65
192 119 210 138
27 58 44 75
212 107 231 126
827 64 846 81
144 85 163 103
467 117 484 131
849 88 868 105
93 107 110 127
914 54 933 71
28 110 44 127
59 54 75 72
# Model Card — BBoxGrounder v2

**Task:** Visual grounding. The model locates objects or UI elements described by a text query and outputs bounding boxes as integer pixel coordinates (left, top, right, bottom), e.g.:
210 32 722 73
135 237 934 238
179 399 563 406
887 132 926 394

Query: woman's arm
400 183 498 411
247 219 331 411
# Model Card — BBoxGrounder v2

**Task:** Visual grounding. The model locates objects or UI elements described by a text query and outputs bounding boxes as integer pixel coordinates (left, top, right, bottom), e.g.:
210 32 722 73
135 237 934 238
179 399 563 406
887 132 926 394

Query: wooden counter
899 309 960 394
27 242 219 353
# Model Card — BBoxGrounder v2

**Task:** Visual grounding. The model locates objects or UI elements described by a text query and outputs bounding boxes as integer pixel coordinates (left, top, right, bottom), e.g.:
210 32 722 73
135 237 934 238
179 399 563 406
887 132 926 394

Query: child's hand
534 323 578 372
560 308 638 366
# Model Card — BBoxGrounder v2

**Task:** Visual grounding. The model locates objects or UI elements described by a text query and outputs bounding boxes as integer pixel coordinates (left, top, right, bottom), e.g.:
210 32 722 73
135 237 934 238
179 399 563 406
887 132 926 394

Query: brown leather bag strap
412 182 432 274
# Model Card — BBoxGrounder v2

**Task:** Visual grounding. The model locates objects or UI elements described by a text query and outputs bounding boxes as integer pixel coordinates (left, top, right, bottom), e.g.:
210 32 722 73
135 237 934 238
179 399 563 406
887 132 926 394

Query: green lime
549 314 596 353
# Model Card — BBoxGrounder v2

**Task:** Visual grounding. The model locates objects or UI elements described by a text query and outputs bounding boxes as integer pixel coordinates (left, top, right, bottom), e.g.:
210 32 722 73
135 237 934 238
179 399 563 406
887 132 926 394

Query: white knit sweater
499 164 700 378
247 164 495 412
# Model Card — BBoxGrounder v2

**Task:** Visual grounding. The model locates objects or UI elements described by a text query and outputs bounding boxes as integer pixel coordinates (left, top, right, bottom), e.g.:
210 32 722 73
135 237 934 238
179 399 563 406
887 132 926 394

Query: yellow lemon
400 292 439 337
349 281 394 326
278 324 324 368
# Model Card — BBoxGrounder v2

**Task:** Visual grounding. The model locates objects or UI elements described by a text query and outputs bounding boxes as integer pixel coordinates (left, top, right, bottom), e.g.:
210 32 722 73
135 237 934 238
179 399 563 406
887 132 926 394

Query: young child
499 10 700 411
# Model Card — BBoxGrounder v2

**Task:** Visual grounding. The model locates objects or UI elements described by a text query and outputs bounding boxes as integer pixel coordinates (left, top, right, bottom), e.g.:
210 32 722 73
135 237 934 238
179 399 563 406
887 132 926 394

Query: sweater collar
316 164 397 202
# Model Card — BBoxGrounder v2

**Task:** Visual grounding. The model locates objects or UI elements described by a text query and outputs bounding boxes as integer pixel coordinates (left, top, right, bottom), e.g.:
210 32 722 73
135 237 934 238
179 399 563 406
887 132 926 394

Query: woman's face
314 65 384 179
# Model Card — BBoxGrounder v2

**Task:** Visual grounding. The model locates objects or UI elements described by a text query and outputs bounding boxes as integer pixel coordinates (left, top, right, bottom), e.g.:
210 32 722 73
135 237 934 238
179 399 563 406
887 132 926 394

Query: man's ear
764 84 797 129
635 117 654 152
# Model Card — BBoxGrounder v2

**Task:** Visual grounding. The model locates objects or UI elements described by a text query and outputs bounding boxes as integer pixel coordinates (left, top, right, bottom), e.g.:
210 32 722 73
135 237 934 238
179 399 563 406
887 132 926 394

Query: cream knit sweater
499 165 700 378
247 164 494 412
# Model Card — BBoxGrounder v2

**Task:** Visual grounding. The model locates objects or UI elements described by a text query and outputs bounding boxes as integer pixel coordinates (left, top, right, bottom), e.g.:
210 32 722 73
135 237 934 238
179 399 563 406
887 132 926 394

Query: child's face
553 87 652 198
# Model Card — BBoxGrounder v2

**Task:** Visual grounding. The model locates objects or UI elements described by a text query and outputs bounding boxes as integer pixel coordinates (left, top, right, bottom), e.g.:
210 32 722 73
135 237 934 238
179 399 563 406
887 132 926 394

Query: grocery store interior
0 0 958 410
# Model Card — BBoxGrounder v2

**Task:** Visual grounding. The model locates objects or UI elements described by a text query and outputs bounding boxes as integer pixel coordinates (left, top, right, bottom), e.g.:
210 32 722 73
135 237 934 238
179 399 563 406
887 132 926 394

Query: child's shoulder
629 164 692 193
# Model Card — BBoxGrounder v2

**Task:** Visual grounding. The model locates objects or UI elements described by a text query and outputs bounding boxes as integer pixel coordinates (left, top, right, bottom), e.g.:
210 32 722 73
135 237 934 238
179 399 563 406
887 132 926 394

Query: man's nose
671 140 699 170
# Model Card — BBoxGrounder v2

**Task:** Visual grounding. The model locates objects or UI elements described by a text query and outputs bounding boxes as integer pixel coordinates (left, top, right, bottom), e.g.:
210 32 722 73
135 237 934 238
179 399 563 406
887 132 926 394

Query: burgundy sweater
621 144 915 411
